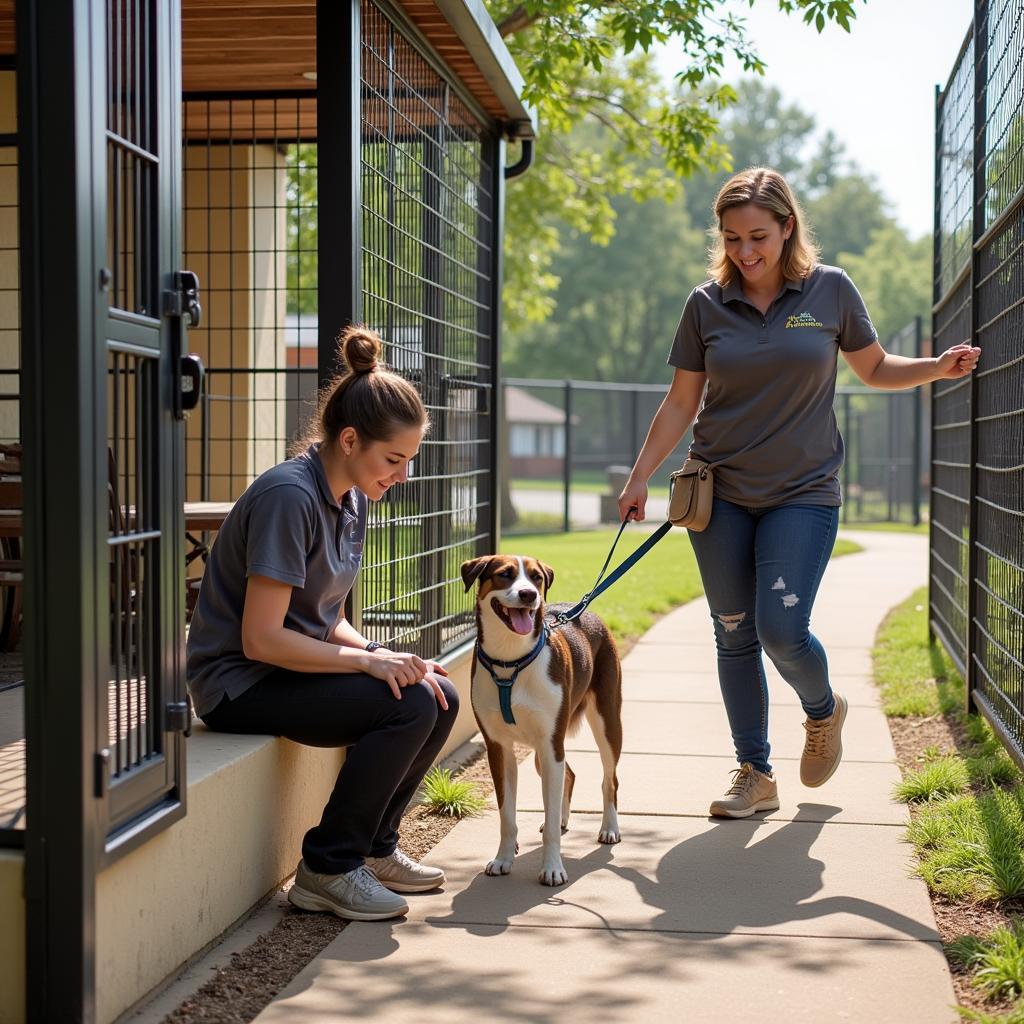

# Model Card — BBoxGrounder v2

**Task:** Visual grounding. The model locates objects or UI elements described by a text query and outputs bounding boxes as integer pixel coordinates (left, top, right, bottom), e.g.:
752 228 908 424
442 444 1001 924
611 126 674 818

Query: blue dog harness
475 624 549 725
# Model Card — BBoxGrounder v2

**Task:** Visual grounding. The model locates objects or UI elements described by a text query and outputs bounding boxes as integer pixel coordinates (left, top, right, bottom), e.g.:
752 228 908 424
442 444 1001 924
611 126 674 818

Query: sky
653 0 974 239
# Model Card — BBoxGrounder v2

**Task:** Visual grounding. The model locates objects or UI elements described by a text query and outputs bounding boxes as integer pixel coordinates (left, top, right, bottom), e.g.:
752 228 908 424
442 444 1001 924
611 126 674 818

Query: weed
948 918 1024 1003
894 756 970 802
419 767 488 819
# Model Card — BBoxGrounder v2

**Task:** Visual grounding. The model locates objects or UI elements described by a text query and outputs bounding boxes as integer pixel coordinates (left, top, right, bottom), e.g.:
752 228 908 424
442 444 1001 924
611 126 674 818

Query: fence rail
932 0 1024 770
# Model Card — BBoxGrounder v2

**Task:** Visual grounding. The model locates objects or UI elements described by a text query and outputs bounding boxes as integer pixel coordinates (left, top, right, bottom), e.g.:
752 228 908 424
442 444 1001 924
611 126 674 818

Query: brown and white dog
461 554 624 886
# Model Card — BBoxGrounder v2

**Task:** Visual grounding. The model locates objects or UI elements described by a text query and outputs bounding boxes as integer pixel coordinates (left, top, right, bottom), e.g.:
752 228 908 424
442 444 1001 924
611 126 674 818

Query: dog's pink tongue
508 607 535 635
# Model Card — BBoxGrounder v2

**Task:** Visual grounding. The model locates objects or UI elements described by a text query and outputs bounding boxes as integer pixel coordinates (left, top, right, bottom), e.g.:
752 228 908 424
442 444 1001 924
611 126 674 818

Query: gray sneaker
365 848 445 893
288 860 409 921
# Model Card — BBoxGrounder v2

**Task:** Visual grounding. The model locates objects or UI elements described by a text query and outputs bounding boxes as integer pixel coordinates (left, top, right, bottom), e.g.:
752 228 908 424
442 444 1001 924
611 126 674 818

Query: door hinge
95 748 111 797
166 699 192 737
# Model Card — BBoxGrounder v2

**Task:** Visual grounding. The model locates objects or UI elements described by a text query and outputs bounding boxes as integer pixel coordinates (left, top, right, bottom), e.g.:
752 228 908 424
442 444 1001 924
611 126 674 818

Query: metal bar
964 0 986 716
563 381 572 534
912 315 922 525
972 689 1024 774
317 0 361 385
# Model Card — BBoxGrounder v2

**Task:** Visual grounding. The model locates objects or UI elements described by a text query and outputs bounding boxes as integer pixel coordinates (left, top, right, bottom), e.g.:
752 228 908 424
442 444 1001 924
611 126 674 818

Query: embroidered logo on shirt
785 311 824 328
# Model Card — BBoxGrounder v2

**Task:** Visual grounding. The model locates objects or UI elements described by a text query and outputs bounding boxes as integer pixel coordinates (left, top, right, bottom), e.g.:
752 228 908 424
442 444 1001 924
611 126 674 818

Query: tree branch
497 5 541 37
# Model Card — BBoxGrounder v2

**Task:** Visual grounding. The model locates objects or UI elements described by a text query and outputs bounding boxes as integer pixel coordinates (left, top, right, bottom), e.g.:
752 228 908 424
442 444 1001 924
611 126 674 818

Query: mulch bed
888 708 1024 1019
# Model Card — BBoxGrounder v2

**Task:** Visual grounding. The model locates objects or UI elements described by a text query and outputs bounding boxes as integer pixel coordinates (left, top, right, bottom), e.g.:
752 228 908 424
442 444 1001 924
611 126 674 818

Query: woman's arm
843 340 981 390
241 575 430 700
618 368 707 522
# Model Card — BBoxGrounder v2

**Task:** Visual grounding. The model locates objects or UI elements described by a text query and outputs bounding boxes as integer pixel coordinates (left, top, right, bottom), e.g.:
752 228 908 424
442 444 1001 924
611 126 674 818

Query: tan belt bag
668 458 714 531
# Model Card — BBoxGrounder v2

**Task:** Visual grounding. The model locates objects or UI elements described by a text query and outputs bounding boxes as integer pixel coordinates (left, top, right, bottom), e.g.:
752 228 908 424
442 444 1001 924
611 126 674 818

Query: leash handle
553 517 673 627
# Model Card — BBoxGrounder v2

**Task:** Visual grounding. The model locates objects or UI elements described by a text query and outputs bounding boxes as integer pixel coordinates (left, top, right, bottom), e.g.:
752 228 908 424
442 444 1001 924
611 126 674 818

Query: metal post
887 391 896 522
477 134 501 552
965 0 986 715
912 315 923 526
929 82 942 645
316 0 361 387
563 381 572 534
842 391 851 525
20 0 104 1018
630 388 640 461
319 0 362 627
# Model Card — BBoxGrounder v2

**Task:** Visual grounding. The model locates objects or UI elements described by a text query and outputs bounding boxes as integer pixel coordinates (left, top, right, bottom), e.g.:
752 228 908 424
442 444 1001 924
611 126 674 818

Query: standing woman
618 167 980 818
187 325 458 919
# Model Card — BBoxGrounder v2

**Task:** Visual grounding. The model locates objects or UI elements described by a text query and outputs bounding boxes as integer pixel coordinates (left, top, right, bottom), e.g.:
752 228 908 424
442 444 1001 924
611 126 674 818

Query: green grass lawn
512 476 671 497
874 587 1024 1021
499 528 860 649
839 520 930 535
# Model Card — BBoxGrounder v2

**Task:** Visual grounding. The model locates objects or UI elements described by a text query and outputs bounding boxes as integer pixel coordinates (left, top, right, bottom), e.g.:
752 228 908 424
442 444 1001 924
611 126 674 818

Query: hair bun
337 325 382 375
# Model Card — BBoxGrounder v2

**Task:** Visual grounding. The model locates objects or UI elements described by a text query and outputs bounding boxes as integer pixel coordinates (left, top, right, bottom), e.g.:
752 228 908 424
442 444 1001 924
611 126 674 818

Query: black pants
202 669 460 874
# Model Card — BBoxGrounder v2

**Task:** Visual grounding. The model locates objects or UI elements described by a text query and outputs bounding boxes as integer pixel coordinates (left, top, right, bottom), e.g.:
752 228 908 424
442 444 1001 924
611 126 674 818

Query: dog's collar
476 623 548 726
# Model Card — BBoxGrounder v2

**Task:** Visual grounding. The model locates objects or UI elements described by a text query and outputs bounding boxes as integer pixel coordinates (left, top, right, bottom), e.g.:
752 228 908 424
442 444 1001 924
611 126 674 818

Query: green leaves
489 0 862 333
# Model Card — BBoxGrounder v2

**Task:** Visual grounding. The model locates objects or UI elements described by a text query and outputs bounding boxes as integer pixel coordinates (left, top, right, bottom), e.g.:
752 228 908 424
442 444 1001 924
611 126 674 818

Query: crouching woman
187 325 458 921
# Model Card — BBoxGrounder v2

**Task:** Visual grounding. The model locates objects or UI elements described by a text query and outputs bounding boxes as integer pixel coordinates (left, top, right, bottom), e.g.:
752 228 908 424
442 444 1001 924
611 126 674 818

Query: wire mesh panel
106 349 158 778
936 29 975 298
973 198 1024 757
106 0 158 317
932 0 1024 766
931 277 972 672
182 95 318 502
359 0 495 656
970 0 1024 756
0 72 23 842
931 27 977 675
980 0 1024 228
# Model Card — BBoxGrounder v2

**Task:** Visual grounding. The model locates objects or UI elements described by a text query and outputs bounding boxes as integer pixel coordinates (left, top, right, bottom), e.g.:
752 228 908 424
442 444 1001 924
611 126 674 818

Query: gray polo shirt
667 264 877 508
186 444 369 717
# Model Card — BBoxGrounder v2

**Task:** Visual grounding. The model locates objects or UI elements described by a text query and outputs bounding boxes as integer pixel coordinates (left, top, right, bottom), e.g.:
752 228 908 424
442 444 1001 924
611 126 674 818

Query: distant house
507 386 571 477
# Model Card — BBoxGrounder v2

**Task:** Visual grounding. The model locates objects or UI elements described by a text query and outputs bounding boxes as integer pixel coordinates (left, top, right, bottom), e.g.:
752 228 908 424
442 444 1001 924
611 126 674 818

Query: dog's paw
485 858 514 876
538 862 568 886
598 828 621 845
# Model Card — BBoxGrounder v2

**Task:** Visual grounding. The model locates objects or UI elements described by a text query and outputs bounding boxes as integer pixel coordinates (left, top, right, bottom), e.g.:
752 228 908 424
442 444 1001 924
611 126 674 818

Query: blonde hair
707 167 820 288
290 325 429 455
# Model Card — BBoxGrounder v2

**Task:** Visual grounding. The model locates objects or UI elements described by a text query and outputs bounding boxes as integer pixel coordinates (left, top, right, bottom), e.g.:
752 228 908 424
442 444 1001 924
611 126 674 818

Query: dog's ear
539 561 555 595
460 556 491 593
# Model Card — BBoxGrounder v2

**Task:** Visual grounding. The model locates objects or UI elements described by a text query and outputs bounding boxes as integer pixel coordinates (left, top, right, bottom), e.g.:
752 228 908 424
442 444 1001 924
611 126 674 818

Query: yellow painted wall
0 850 25 1024
182 144 286 502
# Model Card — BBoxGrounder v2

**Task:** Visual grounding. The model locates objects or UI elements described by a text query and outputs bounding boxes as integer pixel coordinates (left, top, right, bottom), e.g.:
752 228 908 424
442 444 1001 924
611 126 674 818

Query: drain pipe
504 134 534 180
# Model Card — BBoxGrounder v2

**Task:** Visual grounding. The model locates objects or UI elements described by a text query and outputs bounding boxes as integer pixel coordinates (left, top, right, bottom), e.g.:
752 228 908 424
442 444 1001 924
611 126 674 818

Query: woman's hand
420 672 450 711
934 343 981 380
363 650 429 700
618 478 648 523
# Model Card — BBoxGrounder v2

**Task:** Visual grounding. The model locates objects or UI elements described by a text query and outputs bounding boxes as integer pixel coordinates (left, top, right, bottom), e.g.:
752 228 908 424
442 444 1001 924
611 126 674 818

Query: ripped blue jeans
687 497 840 776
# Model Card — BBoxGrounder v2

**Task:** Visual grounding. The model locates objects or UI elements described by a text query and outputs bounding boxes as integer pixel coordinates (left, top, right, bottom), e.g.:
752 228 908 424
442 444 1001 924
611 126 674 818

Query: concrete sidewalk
254 530 957 1024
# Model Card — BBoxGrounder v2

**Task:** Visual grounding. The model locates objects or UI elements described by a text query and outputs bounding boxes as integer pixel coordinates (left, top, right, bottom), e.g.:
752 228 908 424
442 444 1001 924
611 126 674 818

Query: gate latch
166 700 193 738
164 270 202 328
180 352 205 416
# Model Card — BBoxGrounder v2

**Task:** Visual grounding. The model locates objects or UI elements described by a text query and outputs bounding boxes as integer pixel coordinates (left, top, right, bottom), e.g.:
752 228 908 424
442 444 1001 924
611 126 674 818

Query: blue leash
477 514 674 724
550 514 674 629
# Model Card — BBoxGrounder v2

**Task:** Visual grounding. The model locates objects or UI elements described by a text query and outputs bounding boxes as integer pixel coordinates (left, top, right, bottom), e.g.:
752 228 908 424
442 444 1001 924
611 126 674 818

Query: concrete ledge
96 645 476 1023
